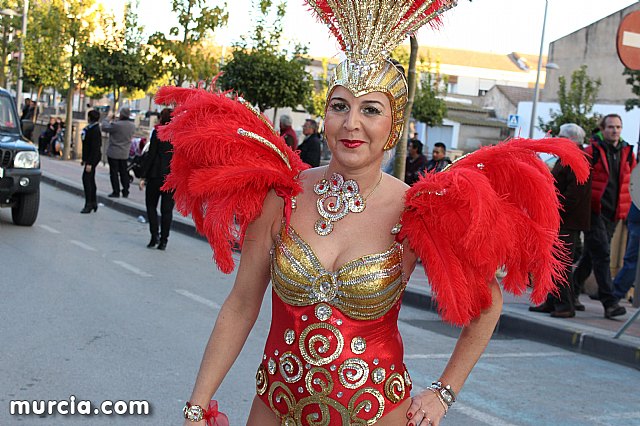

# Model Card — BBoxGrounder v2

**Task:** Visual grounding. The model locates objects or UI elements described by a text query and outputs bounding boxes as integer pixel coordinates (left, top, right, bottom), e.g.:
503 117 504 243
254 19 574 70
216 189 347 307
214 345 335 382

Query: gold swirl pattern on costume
256 364 268 396
348 388 385 425
268 382 296 421
271 225 406 320
299 322 345 366
384 372 405 403
279 352 304 383
266 380 387 426
305 368 334 395
338 358 370 389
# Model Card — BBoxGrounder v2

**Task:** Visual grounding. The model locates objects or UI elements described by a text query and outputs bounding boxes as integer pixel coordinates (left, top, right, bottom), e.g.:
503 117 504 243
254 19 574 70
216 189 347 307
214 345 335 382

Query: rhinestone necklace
313 170 383 236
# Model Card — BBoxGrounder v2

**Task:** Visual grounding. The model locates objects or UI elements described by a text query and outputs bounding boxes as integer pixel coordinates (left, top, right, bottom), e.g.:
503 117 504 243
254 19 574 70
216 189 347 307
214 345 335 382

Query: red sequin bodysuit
256 225 411 425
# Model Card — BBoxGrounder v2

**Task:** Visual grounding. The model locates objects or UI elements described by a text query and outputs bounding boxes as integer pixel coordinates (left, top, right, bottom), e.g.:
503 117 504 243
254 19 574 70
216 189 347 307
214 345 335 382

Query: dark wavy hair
159 108 173 125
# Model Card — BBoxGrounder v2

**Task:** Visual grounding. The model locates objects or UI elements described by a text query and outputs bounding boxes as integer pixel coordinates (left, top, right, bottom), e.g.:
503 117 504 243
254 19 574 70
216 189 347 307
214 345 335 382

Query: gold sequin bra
271 224 406 321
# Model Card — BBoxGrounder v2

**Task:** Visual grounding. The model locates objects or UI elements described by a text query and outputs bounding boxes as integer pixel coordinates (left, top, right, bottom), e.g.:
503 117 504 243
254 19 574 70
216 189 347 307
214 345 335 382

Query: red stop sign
617 10 640 70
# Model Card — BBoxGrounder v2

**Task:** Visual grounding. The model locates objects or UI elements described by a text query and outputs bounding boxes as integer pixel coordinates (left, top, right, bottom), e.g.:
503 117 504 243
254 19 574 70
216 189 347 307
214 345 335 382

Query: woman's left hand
139 179 146 190
406 389 446 426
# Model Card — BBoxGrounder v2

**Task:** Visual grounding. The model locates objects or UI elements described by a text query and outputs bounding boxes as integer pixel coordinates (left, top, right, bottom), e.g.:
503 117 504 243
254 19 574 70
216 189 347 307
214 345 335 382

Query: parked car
0 88 40 226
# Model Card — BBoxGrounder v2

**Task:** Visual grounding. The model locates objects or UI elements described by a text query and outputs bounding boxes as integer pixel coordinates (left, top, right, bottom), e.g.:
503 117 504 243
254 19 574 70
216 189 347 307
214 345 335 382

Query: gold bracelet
427 387 449 416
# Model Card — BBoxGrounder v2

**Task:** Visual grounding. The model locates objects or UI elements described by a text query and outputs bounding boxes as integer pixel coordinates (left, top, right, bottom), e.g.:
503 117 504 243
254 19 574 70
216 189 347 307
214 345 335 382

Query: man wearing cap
102 107 136 198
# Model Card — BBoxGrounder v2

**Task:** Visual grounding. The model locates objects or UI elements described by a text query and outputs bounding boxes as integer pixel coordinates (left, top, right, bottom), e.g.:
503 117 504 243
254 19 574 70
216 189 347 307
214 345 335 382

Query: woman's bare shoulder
380 172 410 201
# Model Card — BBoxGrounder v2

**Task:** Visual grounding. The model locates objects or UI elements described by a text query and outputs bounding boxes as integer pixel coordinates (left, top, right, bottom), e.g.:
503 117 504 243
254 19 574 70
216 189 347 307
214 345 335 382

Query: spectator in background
299 119 322 167
20 98 35 140
279 114 298 150
573 114 635 319
102 107 136 198
38 117 57 154
404 138 427 185
139 108 174 251
529 123 591 317
613 203 640 304
80 110 102 214
20 98 33 120
426 142 452 173
408 131 421 148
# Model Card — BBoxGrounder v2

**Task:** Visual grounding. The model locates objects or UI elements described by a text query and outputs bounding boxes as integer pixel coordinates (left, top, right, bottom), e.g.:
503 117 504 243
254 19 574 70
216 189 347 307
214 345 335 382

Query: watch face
440 389 453 403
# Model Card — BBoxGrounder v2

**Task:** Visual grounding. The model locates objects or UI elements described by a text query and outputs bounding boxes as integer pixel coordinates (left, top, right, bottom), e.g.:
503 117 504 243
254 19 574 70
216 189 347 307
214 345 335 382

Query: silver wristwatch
183 402 204 422
430 381 456 408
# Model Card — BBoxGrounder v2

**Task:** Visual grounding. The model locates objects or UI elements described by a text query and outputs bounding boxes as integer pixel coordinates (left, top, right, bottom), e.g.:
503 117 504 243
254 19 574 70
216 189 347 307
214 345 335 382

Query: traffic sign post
617 11 640 70
507 114 520 129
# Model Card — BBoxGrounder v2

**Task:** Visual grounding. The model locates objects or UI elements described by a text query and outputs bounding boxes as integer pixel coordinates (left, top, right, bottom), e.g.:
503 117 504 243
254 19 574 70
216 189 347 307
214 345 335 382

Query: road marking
69 240 97 252
623 31 640 49
405 351 573 360
175 289 222 310
38 224 60 234
113 260 153 277
583 411 640 424
455 404 519 426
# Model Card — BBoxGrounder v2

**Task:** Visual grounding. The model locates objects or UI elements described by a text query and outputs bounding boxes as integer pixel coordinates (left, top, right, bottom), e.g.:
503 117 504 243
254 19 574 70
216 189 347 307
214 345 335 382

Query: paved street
1 183 640 426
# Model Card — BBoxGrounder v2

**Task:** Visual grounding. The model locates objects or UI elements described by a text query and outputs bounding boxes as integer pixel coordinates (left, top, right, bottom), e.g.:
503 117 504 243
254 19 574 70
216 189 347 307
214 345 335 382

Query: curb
41 174 640 370
41 173 208 243
402 289 640 370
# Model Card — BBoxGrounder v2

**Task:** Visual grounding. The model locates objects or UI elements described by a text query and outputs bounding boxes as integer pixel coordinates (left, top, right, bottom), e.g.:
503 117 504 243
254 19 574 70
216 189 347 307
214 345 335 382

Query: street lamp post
529 0 549 139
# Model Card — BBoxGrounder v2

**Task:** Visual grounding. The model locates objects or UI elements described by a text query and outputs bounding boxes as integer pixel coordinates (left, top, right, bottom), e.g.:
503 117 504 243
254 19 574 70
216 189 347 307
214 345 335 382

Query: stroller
127 137 148 182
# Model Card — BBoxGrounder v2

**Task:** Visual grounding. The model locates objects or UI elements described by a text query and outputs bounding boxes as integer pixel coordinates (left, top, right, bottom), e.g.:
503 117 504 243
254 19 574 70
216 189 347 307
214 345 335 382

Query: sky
117 0 640 58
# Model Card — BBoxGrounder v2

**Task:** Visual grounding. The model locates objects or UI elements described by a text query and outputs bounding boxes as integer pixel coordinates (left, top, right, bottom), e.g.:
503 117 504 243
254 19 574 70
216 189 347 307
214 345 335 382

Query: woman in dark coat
81 110 102 213
139 108 174 250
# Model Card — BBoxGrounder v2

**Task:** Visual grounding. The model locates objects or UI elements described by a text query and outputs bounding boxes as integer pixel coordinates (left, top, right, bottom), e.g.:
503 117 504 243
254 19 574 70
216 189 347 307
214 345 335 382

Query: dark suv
0 89 40 226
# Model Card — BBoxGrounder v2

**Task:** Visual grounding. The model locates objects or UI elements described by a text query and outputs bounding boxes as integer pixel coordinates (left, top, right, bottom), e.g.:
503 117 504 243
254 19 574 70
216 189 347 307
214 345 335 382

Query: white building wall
517 101 640 147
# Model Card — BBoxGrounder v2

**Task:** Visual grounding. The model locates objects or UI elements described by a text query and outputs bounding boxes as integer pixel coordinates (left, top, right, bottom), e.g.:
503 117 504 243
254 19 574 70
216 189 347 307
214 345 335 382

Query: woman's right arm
183 190 283 424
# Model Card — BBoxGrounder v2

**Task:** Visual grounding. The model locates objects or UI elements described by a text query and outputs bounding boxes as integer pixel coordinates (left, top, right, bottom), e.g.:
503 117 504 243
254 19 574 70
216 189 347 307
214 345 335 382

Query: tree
0 0 20 89
80 2 155 112
60 0 97 160
412 60 448 128
623 68 640 112
23 0 68 110
539 65 601 136
218 1 312 121
392 36 419 180
304 58 328 118
147 0 228 87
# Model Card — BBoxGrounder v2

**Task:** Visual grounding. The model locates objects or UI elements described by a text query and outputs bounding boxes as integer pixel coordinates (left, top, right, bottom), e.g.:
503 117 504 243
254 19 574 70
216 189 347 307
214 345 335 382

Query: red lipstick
340 139 365 149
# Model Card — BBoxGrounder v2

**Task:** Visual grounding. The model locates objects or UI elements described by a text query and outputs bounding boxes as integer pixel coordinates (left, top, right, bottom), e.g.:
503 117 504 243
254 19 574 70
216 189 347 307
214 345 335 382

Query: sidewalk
40 156 640 370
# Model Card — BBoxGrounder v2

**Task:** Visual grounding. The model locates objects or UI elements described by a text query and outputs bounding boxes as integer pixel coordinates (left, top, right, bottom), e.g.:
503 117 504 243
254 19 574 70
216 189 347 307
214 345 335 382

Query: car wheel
11 189 40 226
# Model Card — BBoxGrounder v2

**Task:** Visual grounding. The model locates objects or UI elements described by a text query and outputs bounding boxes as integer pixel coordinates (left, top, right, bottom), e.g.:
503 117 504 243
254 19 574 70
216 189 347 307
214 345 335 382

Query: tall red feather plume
399 137 590 326
155 86 308 273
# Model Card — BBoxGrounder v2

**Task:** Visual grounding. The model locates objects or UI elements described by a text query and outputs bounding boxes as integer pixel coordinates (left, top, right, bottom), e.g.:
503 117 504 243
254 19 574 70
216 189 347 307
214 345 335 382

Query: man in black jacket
80 110 102 213
530 123 591 317
139 108 174 250
299 119 322 167
426 142 452 173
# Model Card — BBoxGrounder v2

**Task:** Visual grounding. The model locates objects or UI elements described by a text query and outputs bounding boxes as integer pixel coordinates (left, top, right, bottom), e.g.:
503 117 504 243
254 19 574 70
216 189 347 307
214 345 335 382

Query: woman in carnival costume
156 1 590 425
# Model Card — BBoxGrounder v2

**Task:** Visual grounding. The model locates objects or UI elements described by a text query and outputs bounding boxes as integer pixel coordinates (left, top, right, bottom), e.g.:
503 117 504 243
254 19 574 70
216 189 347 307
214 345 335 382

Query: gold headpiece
307 0 458 149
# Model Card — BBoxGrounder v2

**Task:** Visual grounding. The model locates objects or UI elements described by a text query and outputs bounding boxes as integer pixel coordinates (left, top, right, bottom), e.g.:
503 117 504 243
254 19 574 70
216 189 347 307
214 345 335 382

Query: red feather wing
155 86 308 273
400 137 590 326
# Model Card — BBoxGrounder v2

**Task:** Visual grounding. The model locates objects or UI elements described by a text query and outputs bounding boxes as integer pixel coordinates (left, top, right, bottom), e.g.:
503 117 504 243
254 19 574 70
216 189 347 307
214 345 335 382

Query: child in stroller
127 137 148 182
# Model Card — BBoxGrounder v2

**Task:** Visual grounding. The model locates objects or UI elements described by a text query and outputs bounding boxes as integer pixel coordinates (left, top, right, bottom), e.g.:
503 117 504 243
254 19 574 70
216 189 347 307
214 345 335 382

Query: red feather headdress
305 0 459 149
